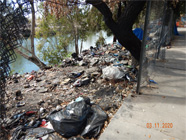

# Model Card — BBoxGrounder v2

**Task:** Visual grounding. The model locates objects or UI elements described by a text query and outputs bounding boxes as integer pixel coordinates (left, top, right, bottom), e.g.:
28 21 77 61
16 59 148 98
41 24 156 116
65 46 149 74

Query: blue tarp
133 28 143 40
174 24 179 35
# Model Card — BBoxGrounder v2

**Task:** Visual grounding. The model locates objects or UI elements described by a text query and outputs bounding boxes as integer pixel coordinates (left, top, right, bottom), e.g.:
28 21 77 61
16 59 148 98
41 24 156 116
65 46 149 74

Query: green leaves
35 4 109 65
95 32 106 47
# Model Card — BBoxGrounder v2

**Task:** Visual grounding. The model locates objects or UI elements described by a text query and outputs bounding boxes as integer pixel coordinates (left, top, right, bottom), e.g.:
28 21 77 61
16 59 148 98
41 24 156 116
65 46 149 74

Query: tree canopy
43 0 184 61
36 2 107 64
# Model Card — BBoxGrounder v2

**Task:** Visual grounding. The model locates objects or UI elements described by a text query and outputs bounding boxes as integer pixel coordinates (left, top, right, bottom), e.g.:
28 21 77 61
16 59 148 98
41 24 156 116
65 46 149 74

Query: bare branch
18 45 32 54
14 49 30 59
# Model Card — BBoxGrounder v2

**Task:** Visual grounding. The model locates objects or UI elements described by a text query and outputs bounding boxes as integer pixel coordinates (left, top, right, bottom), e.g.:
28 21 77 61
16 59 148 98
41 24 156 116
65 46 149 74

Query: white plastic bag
102 66 125 80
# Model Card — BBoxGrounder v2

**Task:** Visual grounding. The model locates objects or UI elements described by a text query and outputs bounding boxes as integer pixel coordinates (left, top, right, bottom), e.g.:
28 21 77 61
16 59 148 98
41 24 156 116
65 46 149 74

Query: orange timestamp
146 123 173 128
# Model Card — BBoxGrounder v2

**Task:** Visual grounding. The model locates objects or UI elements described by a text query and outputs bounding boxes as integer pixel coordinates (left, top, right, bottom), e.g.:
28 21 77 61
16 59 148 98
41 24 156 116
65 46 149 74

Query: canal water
11 32 113 74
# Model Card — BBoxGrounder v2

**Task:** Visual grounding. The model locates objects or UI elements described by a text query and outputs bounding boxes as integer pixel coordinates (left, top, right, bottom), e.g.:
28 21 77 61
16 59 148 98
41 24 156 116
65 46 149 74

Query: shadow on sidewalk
136 93 186 105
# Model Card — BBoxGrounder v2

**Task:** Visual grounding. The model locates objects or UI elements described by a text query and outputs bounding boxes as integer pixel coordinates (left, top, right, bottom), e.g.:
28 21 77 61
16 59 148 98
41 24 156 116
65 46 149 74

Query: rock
90 58 99 66
97 79 104 85
115 85 123 93
91 71 100 77
85 67 98 74
13 79 19 83
35 78 42 82
38 100 45 105
24 84 30 88
51 99 62 107
38 87 48 93
45 80 52 84
37 80 47 87
56 105 62 111
5 104 11 110
61 78 71 85
40 76 47 81
47 100 52 105
79 60 87 66
52 79 60 86
120 60 128 65
65 58 72 64
43 102 49 108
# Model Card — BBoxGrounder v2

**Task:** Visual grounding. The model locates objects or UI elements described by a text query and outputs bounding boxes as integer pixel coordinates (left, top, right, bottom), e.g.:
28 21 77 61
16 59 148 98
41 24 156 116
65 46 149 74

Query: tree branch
30 0 36 55
119 1 146 30
86 0 118 35
86 0 113 20
19 45 32 54
86 0 103 5
14 49 30 59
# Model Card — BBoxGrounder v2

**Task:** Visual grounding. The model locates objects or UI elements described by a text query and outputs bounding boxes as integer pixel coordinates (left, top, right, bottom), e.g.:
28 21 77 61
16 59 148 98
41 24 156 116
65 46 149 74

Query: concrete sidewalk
99 28 186 140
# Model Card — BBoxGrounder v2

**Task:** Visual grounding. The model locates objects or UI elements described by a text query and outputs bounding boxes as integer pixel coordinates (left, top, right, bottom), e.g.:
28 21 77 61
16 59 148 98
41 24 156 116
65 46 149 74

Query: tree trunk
87 0 146 61
30 0 36 54
74 25 79 55
15 49 47 70
75 35 79 55
80 39 83 53
113 36 116 43
29 0 47 69
14 0 47 70
28 56 47 70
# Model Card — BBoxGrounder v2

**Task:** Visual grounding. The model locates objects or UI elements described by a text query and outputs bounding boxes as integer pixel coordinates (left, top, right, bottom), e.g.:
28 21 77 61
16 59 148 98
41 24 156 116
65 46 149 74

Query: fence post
136 0 151 94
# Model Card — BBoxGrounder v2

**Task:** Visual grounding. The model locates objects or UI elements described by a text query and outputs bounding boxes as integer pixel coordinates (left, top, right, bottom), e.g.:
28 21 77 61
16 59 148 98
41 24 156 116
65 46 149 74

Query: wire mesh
137 0 174 90
0 1 30 139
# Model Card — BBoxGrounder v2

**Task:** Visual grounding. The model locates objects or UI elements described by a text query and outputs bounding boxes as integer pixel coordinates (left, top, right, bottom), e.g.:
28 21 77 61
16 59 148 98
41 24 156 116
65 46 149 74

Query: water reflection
11 31 113 74
11 52 39 74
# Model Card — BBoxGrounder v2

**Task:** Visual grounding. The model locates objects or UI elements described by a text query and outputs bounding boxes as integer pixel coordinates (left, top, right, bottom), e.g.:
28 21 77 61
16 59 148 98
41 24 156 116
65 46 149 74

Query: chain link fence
0 0 177 138
137 0 174 92
0 1 29 139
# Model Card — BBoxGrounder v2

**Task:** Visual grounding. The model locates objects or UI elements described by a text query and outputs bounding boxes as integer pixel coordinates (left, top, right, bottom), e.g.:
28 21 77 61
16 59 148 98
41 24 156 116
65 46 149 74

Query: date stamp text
146 123 173 128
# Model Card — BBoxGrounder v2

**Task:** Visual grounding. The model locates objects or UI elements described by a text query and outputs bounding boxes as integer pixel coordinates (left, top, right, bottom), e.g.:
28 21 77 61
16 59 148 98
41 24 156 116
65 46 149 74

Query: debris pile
3 43 138 139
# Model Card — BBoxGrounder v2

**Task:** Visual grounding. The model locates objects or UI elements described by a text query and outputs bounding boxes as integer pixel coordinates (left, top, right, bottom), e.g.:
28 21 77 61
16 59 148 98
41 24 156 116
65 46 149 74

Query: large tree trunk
87 0 146 61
